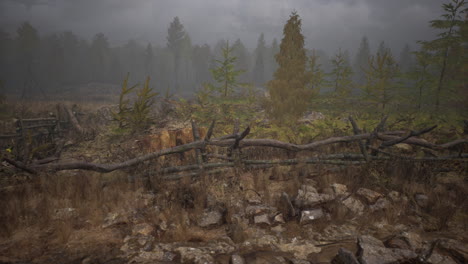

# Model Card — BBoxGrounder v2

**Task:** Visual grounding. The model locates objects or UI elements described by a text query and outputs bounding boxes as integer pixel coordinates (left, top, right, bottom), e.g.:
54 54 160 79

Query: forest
0 0 467 264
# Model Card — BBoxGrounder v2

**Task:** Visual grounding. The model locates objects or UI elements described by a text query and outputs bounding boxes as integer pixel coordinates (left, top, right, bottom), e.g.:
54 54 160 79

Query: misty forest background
0 0 467 123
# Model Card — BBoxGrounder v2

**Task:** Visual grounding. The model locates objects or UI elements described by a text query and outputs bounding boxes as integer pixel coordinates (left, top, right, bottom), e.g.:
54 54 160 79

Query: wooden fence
2 116 467 179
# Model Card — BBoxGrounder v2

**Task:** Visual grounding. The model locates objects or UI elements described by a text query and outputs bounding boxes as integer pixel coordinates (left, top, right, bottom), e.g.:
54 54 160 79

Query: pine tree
328 48 354 97
266 12 311 123
354 36 371 85
307 49 325 95
232 38 250 82
253 33 266 86
363 48 400 111
166 17 187 91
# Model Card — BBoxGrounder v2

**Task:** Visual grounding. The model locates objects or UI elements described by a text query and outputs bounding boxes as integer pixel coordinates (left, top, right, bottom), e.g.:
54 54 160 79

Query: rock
394 143 413 152
331 183 348 196
231 254 245 264
387 191 401 202
295 185 334 208
358 235 418 264
198 210 223 228
369 197 390 212
289 259 311 264
273 213 286 224
245 205 273 216
271 225 285 234
384 237 411 250
175 247 215 264
53 208 78 221
300 209 324 224
342 196 365 215
427 252 457 264
437 239 468 263
356 188 383 204
132 223 154 236
279 192 296 218
331 247 359 264
254 214 271 226
277 240 321 260
102 212 128 228
414 194 429 208
245 191 262 204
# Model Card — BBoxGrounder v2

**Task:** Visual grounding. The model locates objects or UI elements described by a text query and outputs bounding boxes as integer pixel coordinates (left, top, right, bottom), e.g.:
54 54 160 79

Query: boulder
369 197 390 212
132 223 154 236
358 235 418 264
300 209 324 225
414 194 429 208
342 197 365 215
295 185 334 208
198 210 223 228
356 188 383 204
254 214 271 226
331 183 348 196
231 254 245 264
331 248 359 264
175 247 214 264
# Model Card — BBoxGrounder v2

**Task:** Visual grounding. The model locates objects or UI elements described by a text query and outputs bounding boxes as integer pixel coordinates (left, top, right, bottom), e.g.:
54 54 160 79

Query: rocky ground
0 105 467 264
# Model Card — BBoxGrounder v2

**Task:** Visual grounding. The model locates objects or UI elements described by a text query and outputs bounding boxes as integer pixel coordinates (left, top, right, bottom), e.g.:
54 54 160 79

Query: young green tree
307 49 325 95
419 0 467 110
209 41 244 97
353 36 371 85
266 12 311 123
253 33 266 86
408 49 437 111
328 48 354 97
363 48 400 111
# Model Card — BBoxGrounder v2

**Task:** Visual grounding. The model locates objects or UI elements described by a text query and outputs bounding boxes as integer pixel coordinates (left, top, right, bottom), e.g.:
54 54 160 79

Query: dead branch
380 125 437 147
349 116 369 161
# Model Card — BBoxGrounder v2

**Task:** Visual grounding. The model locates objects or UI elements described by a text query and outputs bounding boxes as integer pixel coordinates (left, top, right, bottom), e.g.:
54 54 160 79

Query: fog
1 0 442 52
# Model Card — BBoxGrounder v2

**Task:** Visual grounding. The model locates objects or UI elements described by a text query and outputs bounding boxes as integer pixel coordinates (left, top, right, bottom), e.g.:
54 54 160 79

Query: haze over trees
0 0 466 119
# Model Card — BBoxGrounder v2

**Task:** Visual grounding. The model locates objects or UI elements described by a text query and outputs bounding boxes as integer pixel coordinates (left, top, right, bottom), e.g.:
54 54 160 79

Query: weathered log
380 125 437 147
61 104 85 134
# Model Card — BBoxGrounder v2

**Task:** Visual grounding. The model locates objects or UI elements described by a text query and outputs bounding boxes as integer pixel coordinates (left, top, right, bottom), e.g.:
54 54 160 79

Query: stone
295 185 334 208
254 214 271 226
394 143 413 152
331 183 348 196
271 225 285 234
387 191 401 202
53 208 78 221
273 213 286 224
356 188 383 204
175 247 215 264
331 247 359 264
427 252 457 264
198 210 223 228
437 239 468 263
300 209 324 225
369 197 390 212
342 196 365 215
245 191 262 204
384 237 411 250
102 212 128 228
231 254 245 264
245 205 273 216
414 194 429 208
279 192 296 218
358 235 418 264
132 223 154 236
277 240 321 260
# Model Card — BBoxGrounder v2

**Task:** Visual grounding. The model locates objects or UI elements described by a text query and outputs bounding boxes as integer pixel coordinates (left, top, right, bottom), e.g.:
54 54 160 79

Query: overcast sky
0 0 444 55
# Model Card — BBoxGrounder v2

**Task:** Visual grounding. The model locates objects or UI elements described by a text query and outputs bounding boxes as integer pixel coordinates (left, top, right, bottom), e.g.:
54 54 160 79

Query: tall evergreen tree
363 47 400 110
266 12 311 122
265 38 280 81
354 36 371 85
232 38 250 82
253 33 266 86
166 17 187 91
307 49 325 95
419 0 467 110
328 48 354 96
90 33 111 82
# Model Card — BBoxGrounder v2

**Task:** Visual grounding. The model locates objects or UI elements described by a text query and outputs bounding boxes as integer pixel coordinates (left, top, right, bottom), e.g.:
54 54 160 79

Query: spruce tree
307 49 325 95
354 36 371 85
419 0 467 110
266 12 311 123
328 48 354 97
253 33 266 86
166 17 187 90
